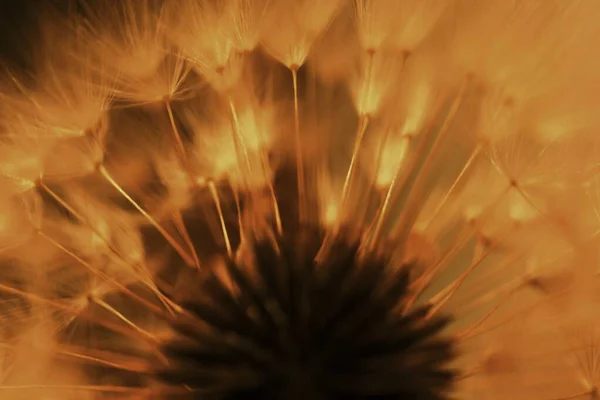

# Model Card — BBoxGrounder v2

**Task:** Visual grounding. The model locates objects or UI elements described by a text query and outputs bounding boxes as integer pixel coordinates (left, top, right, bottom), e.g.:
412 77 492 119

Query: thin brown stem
208 180 233 257
38 181 86 222
229 180 245 239
426 244 496 319
422 144 483 231
391 78 469 245
98 165 195 266
367 138 411 249
57 345 149 373
164 100 205 267
39 180 175 313
94 297 157 341
260 152 283 235
39 230 165 318
0 281 151 344
339 50 376 213
403 226 475 311
291 66 307 223
228 98 254 188
172 210 201 269
456 283 522 340
340 114 370 210
165 100 189 167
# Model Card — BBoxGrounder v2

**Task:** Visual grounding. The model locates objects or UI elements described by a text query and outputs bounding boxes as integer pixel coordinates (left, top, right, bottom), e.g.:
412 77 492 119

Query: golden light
0 1 599 399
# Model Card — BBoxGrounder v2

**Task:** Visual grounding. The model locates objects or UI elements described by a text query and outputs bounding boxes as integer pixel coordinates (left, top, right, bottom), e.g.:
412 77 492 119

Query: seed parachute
0 1 600 399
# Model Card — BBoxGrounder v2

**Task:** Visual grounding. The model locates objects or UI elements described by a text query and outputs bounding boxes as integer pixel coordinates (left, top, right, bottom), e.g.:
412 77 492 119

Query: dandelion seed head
1 0 600 399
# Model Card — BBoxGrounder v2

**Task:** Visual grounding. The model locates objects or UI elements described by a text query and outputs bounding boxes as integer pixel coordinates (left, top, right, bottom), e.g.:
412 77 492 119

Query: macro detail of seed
1 0 600 399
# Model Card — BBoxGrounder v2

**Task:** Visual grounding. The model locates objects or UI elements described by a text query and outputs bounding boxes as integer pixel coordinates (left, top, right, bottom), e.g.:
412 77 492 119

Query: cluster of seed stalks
0 1 600 399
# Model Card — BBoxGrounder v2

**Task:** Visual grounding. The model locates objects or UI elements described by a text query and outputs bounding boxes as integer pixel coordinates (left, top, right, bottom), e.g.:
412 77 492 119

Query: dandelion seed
1 1 600 399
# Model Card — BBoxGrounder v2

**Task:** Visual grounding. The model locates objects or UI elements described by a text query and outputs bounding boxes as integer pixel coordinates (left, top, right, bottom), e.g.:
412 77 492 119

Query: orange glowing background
0 1 598 399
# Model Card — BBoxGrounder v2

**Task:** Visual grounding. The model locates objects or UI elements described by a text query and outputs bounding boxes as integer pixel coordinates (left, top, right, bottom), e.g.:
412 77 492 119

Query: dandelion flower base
156 225 456 399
